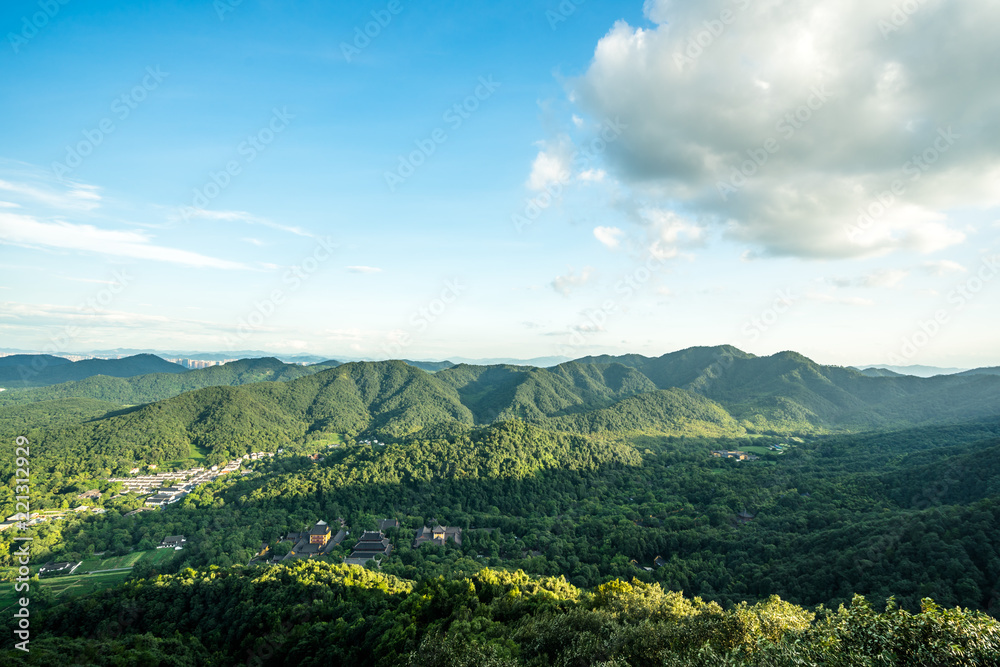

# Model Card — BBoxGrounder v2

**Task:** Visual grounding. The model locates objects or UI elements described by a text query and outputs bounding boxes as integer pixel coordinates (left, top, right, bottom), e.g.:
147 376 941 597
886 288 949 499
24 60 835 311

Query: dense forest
4 561 999 666
2 348 999 664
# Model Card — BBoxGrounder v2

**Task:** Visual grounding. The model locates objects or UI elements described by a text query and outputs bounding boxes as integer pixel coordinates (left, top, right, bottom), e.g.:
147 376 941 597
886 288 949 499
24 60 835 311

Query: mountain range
7 346 1000 474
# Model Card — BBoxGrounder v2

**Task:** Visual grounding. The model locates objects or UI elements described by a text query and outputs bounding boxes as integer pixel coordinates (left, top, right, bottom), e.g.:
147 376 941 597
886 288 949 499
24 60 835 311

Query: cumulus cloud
551 266 594 296
594 225 625 249
569 0 1000 259
527 148 571 191
641 208 704 259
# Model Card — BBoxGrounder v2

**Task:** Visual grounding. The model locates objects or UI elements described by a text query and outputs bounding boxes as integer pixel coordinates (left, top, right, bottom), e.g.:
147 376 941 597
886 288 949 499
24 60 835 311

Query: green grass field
189 442 209 461
77 549 177 573
313 433 346 447
0 548 181 612
162 442 211 469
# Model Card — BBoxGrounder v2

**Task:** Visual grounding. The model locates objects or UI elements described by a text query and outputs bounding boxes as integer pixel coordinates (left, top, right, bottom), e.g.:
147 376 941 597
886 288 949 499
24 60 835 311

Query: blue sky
1 0 999 367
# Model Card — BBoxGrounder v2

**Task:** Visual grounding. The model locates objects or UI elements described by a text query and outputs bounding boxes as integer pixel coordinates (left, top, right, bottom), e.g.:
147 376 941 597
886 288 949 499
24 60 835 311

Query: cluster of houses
158 535 187 550
108 456 265 507
110 462 234 499
261 518 404 567
710 450 760 461
257 519 469 568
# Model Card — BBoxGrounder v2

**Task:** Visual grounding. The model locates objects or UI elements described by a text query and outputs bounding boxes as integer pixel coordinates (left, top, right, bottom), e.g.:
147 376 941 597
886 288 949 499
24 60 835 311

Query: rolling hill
7 347 1000 477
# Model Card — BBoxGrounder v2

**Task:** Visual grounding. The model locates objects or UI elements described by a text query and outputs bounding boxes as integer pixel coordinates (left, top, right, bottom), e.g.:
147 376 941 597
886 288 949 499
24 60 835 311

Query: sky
1 0 999 368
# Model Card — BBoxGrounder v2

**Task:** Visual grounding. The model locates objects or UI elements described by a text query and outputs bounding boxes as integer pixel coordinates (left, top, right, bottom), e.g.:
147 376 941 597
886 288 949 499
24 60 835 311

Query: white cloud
551 266 594 296
572 114 585 128
0 212 248 269
920 259 967 276
0 178 101 211
346 265 382 274
179 208 312 237
579 168 606 182
243 237 265 246
593 226 625 249
570 0 1000 259
860 269 909 288
527 149 570 191
641 208 703 260
0 301 175 327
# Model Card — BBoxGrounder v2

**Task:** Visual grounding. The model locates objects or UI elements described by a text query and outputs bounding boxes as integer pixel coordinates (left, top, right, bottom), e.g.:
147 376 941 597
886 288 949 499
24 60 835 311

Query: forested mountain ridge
571 346 1000 430
0 353 185 388
5 347 1000 437
0 356 341 407
8 348 1000 481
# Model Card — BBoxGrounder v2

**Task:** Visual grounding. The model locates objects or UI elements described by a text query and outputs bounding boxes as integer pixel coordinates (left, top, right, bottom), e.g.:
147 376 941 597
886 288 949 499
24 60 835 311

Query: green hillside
7 348 1000 485
539 388 745 437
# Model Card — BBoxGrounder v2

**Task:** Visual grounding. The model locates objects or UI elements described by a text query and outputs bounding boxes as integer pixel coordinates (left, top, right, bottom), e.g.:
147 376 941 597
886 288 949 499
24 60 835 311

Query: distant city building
165 358 236 369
